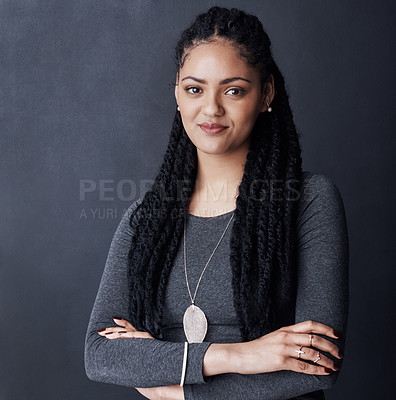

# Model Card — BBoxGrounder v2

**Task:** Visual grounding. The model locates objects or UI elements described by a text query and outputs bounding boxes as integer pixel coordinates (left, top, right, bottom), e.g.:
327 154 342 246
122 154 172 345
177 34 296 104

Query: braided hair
127 6 303 342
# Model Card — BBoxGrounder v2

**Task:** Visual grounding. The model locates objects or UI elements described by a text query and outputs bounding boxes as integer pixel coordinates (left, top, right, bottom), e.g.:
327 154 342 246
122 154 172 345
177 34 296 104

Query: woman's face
175 40 273 157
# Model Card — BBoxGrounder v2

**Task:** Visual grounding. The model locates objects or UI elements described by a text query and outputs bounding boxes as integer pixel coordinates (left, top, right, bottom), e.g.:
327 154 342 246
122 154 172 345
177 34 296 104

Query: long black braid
127 6 303 342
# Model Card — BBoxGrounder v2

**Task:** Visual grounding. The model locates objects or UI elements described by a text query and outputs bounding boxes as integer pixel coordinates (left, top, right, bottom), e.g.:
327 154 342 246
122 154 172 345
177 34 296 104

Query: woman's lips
199 123 228 134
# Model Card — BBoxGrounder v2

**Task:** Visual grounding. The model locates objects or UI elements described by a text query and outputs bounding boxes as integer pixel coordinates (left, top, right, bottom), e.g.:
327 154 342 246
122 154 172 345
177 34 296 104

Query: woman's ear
174 73 179 105
260 74 275 113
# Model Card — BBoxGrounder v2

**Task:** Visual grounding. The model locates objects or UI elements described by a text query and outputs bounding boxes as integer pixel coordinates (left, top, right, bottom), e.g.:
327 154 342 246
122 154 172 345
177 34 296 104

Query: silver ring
295 345 304 359
313 351 321 363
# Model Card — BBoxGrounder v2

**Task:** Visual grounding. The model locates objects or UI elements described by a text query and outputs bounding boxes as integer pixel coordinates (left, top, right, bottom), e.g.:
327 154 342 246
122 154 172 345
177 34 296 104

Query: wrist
227 342 246 374
202 342 244 376
157 385 184 400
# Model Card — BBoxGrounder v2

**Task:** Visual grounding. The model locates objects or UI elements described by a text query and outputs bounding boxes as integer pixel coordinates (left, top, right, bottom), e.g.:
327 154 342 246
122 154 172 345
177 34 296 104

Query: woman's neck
188 147 248 216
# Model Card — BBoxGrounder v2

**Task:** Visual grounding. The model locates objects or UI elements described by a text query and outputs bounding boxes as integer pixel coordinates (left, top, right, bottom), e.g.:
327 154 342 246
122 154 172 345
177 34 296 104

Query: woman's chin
195 144 230 156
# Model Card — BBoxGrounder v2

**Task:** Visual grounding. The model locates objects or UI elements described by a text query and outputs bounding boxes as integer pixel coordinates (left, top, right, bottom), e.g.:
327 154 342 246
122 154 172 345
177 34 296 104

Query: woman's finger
284 355 337 376
287 332 342 360
103 331 135 339
112 317 136 330
98 327 155 339
98 327 128 336
289 345 340 371
283 320 341 339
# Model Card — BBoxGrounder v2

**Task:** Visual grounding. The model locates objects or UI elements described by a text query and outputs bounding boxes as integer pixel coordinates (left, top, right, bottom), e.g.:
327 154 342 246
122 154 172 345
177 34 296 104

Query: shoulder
299 170 343 202
124 198 143 218
116 198 144 237
296 170 347 223
300 170 340 193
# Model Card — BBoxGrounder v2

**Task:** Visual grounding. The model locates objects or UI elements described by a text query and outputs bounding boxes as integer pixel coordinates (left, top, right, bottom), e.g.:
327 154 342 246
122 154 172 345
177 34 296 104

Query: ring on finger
313 351 321 363
309 334 313 347
295 345 304 359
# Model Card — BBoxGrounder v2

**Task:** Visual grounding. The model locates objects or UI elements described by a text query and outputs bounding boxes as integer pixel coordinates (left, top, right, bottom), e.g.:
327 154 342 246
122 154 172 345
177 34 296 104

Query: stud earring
177 106 180 111
266 100 272 113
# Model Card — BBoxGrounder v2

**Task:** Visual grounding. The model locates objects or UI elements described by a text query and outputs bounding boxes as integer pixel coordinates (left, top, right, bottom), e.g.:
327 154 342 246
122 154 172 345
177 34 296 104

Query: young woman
84 6 349 400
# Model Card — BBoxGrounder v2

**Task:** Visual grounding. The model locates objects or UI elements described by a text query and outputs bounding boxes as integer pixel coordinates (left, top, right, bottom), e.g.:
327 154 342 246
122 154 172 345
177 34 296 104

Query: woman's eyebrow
181 75 251 84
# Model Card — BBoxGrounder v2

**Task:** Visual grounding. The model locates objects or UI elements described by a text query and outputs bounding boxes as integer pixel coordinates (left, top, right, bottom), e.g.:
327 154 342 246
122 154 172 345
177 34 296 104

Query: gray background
1 0 394 399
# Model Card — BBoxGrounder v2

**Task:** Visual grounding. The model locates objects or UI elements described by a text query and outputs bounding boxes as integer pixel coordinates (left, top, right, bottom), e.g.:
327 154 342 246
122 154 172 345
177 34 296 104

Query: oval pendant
183 304 208 343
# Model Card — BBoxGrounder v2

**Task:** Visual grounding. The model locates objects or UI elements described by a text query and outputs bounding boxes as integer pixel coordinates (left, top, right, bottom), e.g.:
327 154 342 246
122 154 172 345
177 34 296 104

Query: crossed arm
85 173 349 400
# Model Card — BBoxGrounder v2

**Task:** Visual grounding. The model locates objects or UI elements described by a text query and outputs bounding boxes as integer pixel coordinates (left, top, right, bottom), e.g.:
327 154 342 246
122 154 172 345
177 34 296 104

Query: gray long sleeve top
84 171 349 400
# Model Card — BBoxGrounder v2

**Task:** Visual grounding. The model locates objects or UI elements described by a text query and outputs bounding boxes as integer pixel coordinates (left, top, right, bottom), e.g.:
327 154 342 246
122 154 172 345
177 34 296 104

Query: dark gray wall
1 1 394 399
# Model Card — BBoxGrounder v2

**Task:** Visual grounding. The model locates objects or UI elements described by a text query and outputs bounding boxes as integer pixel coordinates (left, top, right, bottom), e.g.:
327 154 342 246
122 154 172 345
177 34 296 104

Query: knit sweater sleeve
84 199 212 388
183 173 349 400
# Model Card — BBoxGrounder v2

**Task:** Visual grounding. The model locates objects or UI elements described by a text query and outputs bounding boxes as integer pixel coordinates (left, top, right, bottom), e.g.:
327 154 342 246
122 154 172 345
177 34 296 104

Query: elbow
324 358 345 390
84 348 116 385
84 335 107 384
85 364 98 383
84 347 101 383
84 336 150 388
315 369 340 390
84 365 107 386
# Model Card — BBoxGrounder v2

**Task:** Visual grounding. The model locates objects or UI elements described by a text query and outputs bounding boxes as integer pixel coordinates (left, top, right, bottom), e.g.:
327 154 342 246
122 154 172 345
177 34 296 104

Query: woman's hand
134 385 184 400
97 319 184 399
135 385 184 400
97 317 155 339
232 320 343 376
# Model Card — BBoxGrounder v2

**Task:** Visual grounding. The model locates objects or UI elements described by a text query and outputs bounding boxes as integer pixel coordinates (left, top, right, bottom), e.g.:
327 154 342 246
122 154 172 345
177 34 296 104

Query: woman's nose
202 93 224 117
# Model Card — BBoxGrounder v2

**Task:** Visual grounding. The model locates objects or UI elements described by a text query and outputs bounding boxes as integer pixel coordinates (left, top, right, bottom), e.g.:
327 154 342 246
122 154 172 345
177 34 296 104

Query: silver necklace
182 211 235 343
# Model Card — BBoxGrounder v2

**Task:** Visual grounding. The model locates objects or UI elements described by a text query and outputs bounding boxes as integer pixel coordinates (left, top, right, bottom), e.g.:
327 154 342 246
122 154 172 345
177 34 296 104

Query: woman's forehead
179 41 258 80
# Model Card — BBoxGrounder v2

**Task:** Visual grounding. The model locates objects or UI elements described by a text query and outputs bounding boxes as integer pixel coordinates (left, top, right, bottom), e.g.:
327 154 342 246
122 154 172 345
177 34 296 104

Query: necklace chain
183 211 235 305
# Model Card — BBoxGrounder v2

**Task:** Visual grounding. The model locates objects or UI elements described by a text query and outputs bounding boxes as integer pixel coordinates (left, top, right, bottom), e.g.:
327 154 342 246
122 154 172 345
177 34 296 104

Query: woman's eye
185 87 246 96
226 88 246 96
186 87 201 94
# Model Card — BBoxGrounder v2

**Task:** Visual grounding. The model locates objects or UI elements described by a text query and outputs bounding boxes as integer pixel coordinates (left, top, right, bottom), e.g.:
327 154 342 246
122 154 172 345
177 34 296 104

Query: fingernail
325 368 333 373
112 316 122 321
118 331 127 334
333 364 340 371
104 332 113 335
97 329 105 333
334 330 341 338
339 351 344 359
